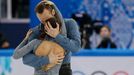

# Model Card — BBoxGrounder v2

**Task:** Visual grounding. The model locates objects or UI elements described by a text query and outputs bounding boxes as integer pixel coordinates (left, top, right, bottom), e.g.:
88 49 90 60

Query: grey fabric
47 1 67 37
34 64 62 75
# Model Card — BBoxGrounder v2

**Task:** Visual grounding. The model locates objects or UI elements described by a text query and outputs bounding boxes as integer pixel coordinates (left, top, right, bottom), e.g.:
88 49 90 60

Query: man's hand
45 22 60 38
25 29 33 40
48 50 64 65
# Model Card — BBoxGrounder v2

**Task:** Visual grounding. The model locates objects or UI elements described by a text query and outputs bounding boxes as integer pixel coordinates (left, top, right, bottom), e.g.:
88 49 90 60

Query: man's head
35 1 56 24
35 1 63 40
100 25 111 38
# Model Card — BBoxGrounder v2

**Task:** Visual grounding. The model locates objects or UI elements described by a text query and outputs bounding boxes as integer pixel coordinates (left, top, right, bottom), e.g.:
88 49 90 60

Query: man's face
37 8 52 24
100 27 111 38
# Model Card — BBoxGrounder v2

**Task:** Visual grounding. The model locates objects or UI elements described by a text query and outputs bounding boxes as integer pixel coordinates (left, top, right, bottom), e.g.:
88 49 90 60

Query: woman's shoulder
28 24 41 39
31 25 41 32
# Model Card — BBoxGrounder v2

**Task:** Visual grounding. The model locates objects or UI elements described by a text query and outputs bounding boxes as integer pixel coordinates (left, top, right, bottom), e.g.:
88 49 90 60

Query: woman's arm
13 29 41 59
13 39 41 59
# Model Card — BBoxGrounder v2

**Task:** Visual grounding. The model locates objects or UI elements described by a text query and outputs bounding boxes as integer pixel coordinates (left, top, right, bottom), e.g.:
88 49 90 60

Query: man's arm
21 28 50 68
23 53 49 69
54 19 81 53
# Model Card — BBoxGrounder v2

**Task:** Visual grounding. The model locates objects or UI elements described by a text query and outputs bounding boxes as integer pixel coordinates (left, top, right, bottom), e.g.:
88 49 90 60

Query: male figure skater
13 1 81 75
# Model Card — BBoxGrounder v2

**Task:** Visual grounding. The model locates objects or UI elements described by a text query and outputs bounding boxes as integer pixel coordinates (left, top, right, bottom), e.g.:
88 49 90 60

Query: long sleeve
13 39 41 59
54 19 81 53
23 53 49 69
22 28 50 68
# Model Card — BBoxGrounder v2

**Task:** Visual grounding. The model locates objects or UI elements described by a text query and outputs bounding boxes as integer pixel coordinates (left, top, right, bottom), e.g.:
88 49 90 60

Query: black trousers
59 63 72 75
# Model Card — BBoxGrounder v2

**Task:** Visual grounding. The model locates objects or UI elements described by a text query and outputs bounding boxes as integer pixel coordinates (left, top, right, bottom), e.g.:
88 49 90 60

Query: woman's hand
25 29 33 40
45 22 60 38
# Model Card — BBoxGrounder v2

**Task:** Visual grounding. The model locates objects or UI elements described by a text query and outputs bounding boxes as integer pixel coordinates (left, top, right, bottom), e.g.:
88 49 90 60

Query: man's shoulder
64 18 78 29
64 18 76 23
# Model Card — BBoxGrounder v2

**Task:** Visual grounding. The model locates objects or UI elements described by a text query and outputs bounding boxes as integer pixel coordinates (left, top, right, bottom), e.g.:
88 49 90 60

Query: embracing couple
13 0 81 75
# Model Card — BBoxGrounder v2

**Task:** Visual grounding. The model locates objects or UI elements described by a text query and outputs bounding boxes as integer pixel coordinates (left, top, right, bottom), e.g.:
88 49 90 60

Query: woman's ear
51 9 55 16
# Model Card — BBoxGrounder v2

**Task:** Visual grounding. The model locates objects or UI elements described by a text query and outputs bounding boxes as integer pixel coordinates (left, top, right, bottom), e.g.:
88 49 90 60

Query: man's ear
51 9 55 16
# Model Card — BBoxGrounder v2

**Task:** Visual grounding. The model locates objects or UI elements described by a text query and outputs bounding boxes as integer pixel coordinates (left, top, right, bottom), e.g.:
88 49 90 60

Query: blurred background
0 0 134 75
